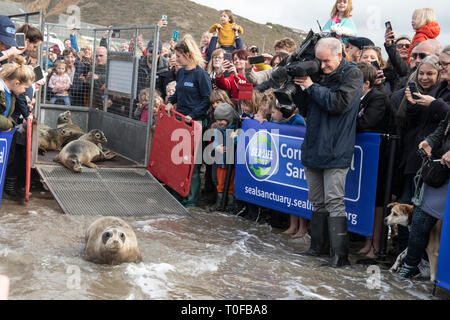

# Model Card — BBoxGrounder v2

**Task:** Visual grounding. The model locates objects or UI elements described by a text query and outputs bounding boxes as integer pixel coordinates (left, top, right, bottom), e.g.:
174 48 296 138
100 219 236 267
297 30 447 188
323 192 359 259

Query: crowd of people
0 0 449 283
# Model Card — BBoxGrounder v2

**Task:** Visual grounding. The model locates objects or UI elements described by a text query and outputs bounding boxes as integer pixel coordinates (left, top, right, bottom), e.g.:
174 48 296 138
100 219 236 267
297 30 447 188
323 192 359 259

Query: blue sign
235 119 381 237
437 185 450 292
0 128 16 211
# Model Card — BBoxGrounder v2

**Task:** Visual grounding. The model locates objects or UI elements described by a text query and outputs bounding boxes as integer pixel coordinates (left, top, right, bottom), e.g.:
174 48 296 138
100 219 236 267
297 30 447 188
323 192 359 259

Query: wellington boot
226 194 234 211
295 211 329 256
323 216 351 267
215 193 223 210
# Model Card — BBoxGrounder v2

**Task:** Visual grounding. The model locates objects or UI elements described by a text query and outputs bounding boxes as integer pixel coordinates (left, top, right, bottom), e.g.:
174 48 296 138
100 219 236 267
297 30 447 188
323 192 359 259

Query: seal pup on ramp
85 217 142 265
53 129 117 172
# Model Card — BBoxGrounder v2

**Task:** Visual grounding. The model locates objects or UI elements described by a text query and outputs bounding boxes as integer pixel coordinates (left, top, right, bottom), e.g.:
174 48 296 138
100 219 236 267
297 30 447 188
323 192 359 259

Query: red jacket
215 72 248 105
408 21 440 60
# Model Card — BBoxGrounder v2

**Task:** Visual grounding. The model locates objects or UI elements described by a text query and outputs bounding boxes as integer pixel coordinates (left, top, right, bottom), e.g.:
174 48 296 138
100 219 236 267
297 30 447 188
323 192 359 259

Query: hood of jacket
417 21 440 39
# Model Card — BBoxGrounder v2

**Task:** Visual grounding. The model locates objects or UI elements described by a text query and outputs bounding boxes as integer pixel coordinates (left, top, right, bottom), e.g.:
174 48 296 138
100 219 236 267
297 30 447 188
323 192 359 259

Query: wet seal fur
38 127 75 155
85 217 142 265
56 110 85 145
53 129 117 172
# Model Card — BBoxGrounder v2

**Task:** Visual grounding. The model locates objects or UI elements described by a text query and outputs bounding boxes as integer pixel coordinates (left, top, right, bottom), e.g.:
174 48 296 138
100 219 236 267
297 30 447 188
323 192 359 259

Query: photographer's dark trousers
403 207 437 267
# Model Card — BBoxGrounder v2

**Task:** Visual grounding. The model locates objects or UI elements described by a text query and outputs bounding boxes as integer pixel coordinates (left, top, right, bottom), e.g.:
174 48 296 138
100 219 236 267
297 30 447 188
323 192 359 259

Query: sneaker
398 263 421 279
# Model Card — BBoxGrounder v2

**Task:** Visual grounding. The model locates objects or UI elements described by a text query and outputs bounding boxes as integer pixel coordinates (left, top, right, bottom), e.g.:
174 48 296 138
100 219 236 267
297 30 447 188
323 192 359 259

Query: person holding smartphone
0 15 26 65
215 49 249 106
359 46 387 87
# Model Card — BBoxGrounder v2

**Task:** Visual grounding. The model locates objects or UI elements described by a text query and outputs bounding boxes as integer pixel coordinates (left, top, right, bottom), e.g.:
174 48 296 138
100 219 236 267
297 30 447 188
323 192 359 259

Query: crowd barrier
437 186 450 292
235 119 381 237
0 129 17 211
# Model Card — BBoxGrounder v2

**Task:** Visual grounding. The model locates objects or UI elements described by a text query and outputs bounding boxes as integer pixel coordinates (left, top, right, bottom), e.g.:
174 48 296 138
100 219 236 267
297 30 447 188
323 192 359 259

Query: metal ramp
36 164 192 218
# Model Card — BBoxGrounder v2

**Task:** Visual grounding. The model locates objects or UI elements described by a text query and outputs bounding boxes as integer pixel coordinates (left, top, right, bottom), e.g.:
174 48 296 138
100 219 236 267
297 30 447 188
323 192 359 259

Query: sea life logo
245 131 279 181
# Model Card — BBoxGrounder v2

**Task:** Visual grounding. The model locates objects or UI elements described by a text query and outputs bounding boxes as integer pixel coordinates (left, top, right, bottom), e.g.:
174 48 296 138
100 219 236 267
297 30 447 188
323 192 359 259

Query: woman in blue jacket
166 35 213 207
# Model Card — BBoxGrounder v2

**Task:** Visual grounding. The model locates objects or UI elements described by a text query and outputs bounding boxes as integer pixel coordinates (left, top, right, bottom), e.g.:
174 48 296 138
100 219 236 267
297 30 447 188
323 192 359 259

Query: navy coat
294 60 363 169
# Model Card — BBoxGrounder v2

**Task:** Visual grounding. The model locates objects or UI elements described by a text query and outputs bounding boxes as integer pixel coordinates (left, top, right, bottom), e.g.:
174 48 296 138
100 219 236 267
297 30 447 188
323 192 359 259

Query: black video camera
273 30 337 105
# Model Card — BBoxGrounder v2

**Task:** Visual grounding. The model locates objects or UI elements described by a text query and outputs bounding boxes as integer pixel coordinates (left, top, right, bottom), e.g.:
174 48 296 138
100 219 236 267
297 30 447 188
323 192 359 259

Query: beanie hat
347 37 374 50
146 40 162 54
214 103 238 124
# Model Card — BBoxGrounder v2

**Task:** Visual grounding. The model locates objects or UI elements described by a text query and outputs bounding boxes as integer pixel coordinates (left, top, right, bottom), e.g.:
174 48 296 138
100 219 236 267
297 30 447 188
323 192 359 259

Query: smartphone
162 15 168 22
371 60 381 70
15 33 26 48
223 53 232 62
385 21 392 31
172 30 179 43
248 56 265 65
111 29 120 38
33 65 44 82
408 82 420 99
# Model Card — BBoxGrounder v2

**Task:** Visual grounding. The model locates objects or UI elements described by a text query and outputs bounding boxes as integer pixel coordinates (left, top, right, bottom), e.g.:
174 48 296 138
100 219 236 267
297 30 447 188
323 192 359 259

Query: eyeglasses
411 52 428 60
396 44 410 49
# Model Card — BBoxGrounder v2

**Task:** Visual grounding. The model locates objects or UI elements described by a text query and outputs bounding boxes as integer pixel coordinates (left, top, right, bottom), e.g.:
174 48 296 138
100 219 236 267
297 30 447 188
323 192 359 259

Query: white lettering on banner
286 162 306 180
249 148 273 161
0 147 4 164
280 144 301 160
347 212 358 225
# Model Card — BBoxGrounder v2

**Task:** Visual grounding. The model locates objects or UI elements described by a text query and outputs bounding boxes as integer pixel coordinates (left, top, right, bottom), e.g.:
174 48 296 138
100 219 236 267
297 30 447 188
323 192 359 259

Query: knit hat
0 15 17 47
214 103 238 124
146 40 162 54
49 44 61 56
347 37 374 50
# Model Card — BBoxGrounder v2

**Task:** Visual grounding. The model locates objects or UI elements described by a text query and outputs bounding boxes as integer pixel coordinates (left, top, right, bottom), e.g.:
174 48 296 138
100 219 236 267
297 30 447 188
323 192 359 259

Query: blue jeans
403 206 438 267
50 96 71 106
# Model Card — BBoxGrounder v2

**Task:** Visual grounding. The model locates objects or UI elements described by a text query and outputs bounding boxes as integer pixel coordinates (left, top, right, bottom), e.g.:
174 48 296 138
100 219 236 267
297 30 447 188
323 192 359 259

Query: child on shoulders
209 10 244 53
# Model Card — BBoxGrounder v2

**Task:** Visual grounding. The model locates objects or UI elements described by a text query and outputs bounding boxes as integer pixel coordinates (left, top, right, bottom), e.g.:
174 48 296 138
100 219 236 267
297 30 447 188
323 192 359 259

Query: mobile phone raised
15 33 26 48
408 82 420 99
172 30 179 43
385 21 392 31
371 60 381 70
248 56 265 65
33 65 44 82
162 15 168 22
223 53 232 62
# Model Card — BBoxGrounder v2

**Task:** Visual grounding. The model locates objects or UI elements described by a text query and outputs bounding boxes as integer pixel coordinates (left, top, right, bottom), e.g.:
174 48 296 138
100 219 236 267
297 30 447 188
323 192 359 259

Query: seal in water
53 129 117 172
84 217 142 265
38 127 75 155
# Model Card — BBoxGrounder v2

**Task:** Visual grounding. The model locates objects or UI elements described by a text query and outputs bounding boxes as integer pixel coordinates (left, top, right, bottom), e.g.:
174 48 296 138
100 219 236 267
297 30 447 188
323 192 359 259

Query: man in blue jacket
293 37 363 267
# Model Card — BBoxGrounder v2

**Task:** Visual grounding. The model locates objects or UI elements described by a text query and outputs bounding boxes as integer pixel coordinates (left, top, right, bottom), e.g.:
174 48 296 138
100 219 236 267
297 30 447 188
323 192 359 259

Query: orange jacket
408 21 440 60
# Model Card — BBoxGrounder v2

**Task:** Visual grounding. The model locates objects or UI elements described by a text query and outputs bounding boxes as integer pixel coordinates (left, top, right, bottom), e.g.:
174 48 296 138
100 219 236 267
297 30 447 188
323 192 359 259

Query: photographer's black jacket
293 60 363 169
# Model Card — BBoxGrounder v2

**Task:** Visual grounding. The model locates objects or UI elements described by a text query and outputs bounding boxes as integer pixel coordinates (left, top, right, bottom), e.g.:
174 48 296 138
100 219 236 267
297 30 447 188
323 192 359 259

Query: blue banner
0 128 16 211
235 119 381 237
437 185 450 292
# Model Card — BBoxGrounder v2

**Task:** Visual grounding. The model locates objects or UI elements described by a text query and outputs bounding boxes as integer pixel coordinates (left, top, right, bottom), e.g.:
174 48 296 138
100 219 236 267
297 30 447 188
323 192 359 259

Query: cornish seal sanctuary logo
245 131 279 181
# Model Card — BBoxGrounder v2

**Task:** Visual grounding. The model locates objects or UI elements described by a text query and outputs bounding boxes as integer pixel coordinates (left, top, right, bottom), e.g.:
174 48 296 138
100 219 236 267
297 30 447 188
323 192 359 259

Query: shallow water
0 192 447 300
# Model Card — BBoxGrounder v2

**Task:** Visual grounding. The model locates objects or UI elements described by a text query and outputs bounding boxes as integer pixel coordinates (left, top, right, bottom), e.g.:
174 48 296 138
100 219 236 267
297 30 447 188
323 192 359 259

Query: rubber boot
3 176 21 200
295 211 330 256
324 216 351 267
226 194 234 211
215 192 223 210
184 165 200 208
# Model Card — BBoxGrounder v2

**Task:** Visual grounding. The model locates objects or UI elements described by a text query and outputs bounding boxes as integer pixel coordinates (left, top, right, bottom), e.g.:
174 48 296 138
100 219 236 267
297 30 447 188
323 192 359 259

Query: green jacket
0 87 17 131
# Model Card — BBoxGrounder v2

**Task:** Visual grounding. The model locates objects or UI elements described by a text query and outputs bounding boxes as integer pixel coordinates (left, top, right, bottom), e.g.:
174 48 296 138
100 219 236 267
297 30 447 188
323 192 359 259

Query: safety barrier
0 129 17 211
437 186 450 292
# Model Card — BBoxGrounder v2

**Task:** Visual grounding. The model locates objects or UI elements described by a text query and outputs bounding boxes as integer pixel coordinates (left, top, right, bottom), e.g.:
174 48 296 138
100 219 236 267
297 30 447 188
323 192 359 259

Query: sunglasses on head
411 52 428 60
396 43 410 49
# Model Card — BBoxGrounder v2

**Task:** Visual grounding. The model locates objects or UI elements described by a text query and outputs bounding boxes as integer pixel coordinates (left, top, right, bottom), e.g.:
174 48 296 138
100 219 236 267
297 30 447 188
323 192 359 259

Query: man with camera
292 37 363 267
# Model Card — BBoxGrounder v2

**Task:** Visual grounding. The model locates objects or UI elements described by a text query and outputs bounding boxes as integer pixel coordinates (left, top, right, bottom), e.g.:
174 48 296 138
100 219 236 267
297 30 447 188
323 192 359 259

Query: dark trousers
403 207 438 267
